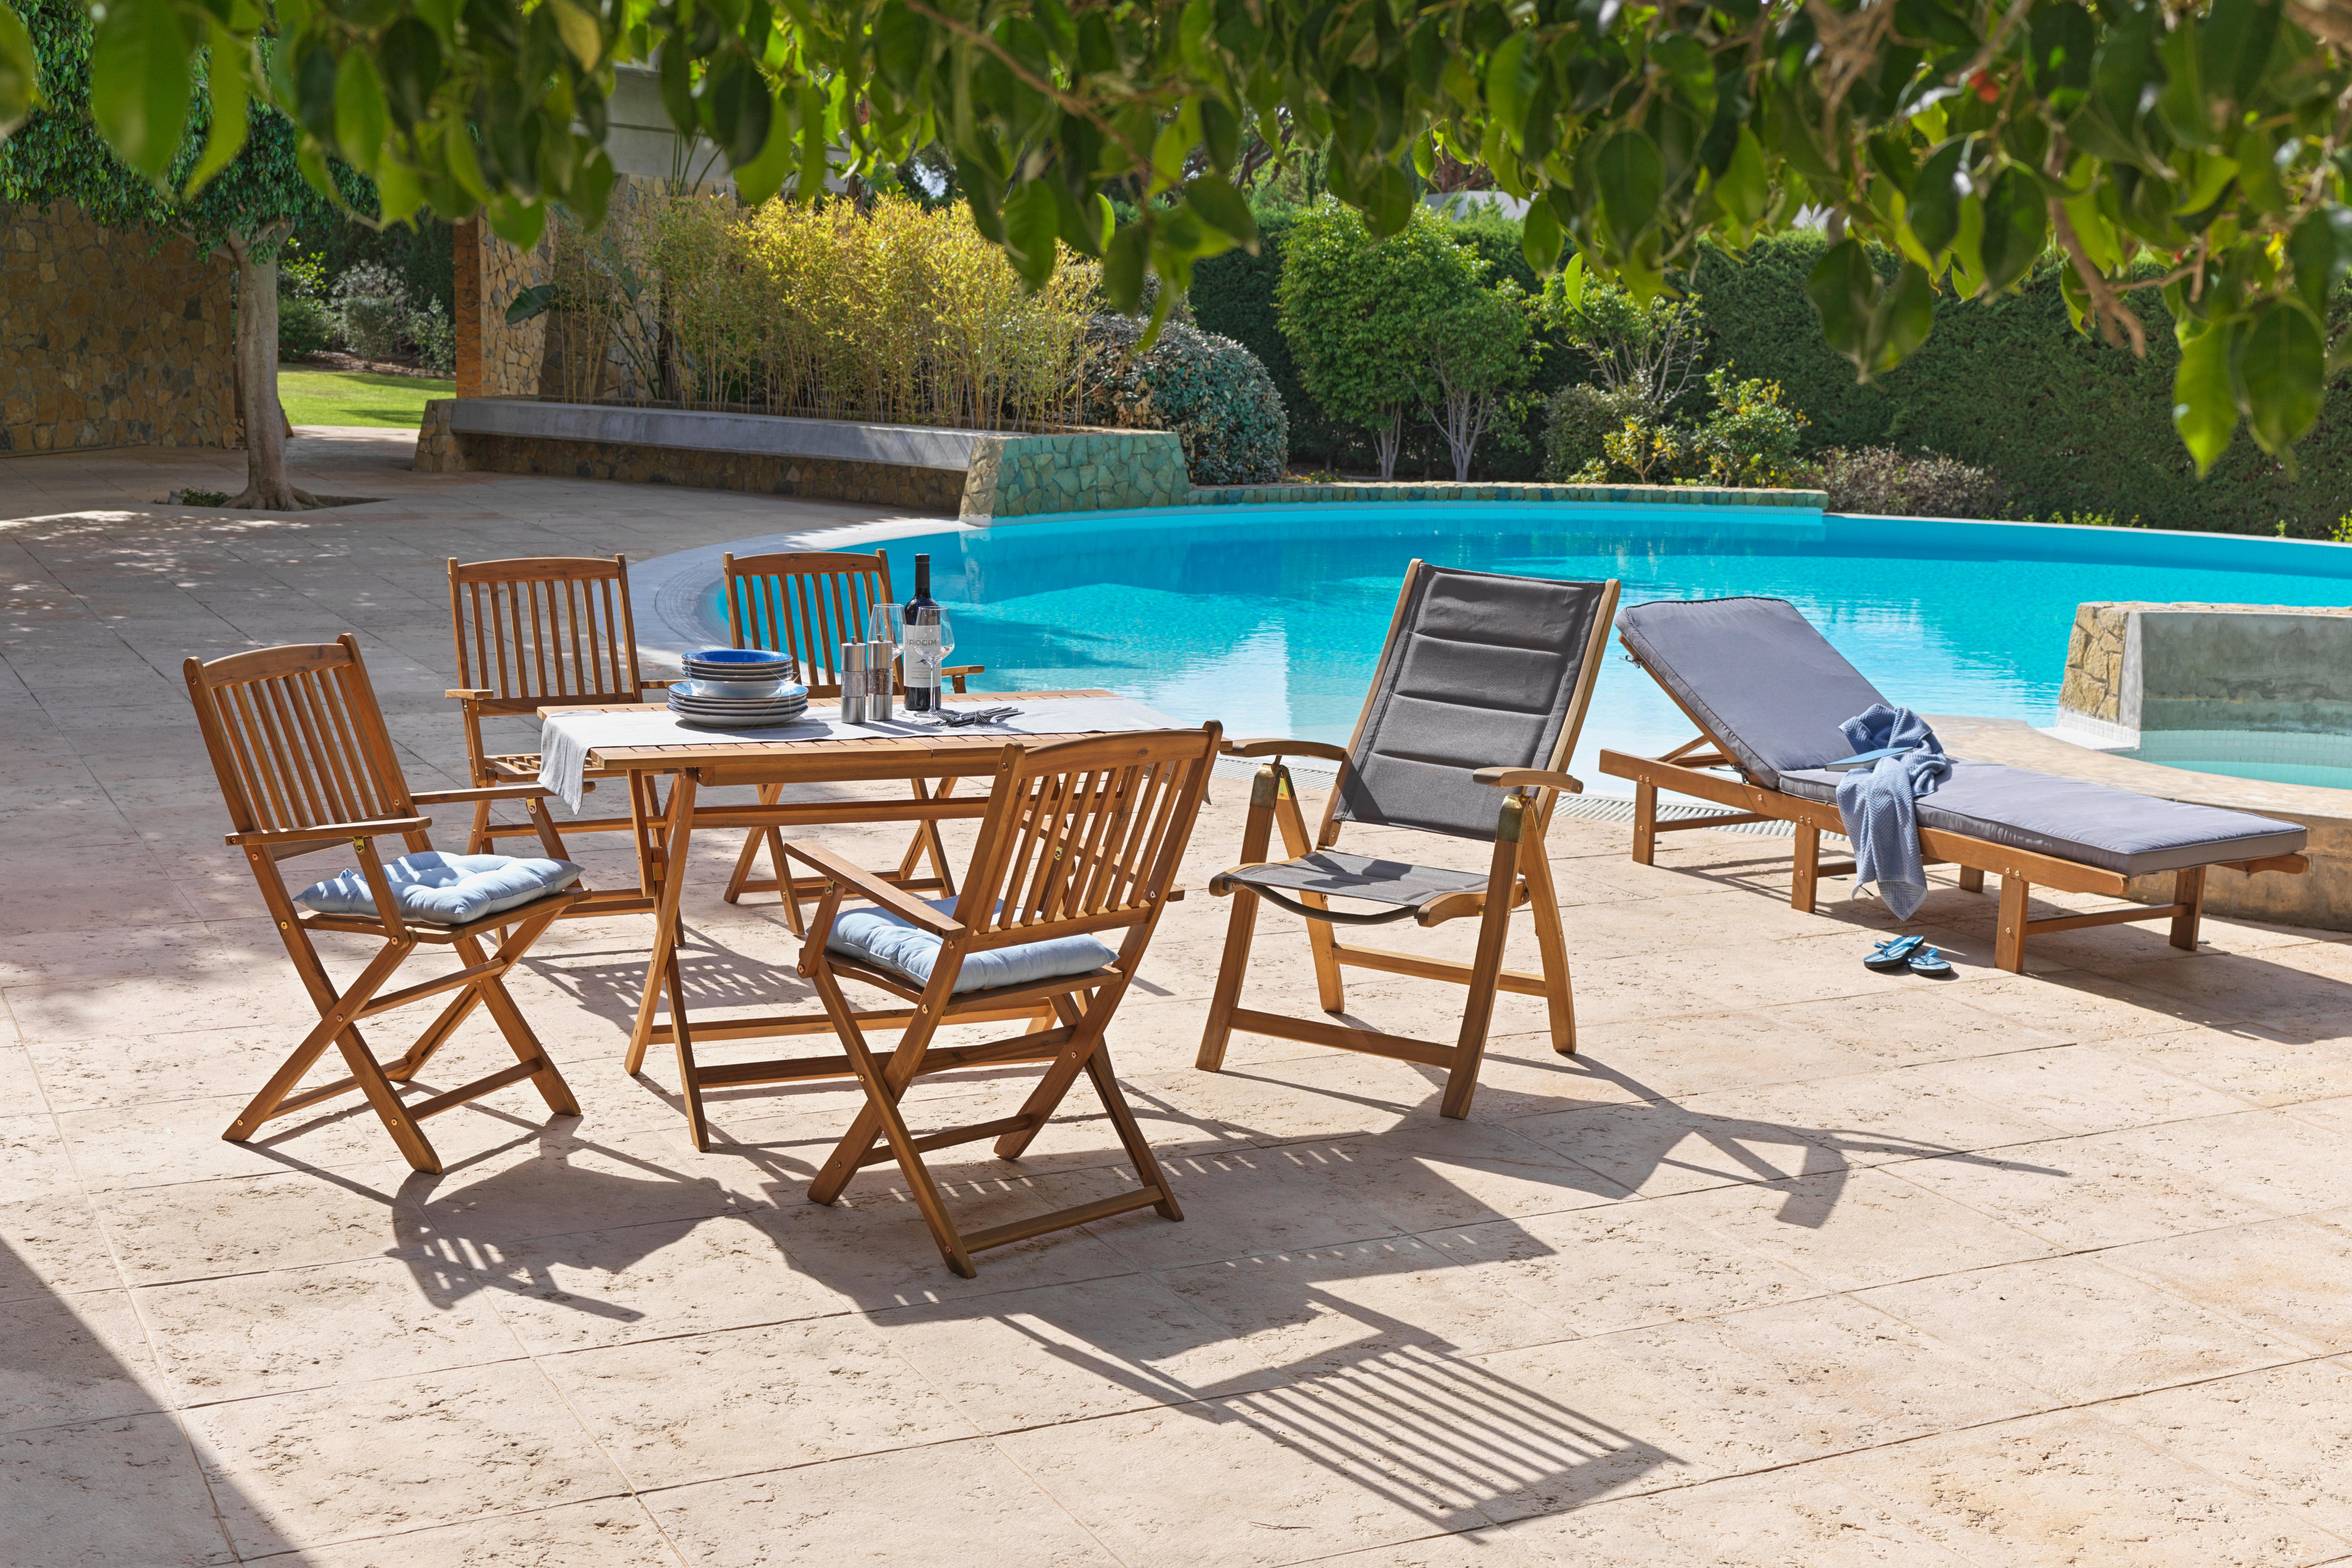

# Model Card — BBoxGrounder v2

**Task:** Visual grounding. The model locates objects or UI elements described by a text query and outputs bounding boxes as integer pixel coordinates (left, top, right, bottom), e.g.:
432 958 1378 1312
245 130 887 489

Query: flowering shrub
1550 368 1805 487
1083 314 1288 486
1795 446 2009 517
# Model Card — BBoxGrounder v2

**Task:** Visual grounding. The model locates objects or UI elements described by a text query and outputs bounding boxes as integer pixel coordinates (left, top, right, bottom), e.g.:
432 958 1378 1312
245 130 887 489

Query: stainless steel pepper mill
839 640 870 723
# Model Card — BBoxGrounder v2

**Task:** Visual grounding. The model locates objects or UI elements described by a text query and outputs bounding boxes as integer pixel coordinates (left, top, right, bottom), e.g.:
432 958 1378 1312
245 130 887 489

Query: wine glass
902 606 956 711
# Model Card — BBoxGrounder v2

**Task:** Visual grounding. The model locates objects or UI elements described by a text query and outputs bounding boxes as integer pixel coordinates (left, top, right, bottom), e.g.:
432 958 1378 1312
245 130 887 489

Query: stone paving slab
5 434 2352 1565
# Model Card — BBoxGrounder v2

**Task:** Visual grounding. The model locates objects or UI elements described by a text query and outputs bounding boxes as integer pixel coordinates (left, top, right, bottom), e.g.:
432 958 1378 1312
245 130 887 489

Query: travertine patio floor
6 433 2352 1567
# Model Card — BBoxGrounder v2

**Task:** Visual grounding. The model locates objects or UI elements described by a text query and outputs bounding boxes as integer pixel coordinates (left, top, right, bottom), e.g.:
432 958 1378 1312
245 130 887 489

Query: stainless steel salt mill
865 639 895 722
839 640 870 723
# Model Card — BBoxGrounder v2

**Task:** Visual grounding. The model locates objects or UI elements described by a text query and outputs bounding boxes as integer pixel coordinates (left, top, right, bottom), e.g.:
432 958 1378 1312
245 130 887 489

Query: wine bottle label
903 625 943 685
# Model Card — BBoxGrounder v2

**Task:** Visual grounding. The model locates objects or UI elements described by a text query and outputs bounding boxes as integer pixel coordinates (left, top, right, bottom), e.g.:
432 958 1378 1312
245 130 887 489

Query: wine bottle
902 553 942 713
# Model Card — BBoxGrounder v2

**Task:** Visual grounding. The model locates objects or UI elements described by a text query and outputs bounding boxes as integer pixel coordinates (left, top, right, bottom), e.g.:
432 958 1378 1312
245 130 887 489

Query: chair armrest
1222 738 1352 764
226 815 430 848
411 784 553 806
445 688 494 701
782 841 967 936
942 664 984 678
641 679 678 691
1473 767 1583 794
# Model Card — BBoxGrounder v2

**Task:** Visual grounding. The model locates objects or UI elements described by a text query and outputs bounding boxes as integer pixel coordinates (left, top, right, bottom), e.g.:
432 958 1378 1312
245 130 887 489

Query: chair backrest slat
184 637 414 839
1325 563 1622 844
723 550 894 697
956 729 1218 945
448 556 646 714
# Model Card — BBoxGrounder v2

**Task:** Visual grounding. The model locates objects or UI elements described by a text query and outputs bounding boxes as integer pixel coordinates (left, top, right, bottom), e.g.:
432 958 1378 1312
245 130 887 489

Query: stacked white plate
668 648 808 729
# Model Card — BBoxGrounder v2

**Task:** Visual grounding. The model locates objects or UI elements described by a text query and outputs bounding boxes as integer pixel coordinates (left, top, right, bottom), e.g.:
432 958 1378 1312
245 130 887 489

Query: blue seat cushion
827 898 1117 993
294 851 584 926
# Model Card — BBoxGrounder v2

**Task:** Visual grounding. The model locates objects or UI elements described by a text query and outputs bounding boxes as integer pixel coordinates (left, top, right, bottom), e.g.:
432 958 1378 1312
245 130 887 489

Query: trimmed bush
277 292 333 358
333 261 411 362
1796 447 2010 518
1542 383 1651 480
1084 314 1288 486
408 297 456 376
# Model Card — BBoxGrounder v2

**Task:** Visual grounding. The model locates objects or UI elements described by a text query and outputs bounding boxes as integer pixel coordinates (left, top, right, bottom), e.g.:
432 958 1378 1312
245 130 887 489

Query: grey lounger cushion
1335 567 1612 840
1777 762 2306 877
1621 594 2309 875
1616 595 1889 791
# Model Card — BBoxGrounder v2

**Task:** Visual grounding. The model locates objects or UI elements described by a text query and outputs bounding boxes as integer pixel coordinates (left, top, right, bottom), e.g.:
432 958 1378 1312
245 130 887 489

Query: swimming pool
706 504 2352 794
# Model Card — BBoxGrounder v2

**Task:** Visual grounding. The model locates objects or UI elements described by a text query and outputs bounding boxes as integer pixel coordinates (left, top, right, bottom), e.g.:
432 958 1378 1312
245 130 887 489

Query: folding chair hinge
1249 764 1285 809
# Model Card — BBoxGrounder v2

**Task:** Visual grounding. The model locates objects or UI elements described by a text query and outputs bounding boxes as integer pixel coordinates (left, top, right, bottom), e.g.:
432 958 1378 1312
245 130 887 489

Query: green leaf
731 91 796 205
1713 127 1769 231
333 52 390 177
1103 221 1147 312
380 18 444 130
1976 166 2048 293
0 0 39 140
1904 139 1966 259
1184 172 1257 251
2172 320 2238 476
1870 260 1936 374
547 0 603 68
1806 237 1877 368
184 22 249 197
999 180 1059 289
1521 200 1562 275
2288 205 2352 316
488 195 546 252
506 282 560 326
90 0 192 181
1592 129 1663 244
2235 299 2324 459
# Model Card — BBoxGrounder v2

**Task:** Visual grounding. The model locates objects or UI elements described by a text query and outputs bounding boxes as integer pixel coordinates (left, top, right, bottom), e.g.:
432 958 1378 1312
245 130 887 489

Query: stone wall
0 201 236 453
2060 601 2352 738
963 432 1189 518
2059 602 2133 725
452 217 545 400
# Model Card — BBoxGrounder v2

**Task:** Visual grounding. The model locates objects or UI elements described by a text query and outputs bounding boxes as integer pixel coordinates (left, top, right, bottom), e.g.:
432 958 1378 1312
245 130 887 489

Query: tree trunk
225 230 316 511
1373 405 1403 480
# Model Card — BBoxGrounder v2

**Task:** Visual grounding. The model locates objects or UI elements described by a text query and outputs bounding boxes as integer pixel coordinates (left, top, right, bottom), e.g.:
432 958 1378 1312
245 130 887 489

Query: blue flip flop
1907 945 1955 977
1865 934 1925 971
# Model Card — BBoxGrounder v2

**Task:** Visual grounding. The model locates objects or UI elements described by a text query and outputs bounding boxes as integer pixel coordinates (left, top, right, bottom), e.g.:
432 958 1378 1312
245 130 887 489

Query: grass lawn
276 367 454 428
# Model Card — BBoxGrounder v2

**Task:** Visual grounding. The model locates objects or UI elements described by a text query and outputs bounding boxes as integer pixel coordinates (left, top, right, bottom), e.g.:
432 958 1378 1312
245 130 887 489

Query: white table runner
537 695 1183 811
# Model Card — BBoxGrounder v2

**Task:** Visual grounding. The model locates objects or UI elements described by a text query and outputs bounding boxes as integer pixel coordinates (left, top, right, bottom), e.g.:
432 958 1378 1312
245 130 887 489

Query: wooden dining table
540 689 1185 1147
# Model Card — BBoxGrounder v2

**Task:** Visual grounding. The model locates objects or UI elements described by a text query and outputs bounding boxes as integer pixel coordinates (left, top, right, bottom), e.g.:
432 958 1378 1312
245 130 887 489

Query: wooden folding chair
184 634 584 1174
1196 562 1621 1120
717 549 984 934
781 726 1220 1276
447 555 669 916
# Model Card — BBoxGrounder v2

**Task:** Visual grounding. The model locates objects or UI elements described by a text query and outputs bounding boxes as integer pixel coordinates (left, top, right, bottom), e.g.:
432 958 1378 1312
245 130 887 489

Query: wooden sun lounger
1596 597 2309 974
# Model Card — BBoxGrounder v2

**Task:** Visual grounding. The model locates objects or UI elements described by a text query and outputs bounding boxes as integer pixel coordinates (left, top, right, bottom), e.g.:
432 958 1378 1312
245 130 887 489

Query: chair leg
2171 866 2206 950
224 939 412 1144
994 992 1108 1160
1518 836 1576 1057
1631 778 1657 866
334 1028 443 1174
453 907 580 1117
1084 1040 1182 1221
1271 771 1343 1012
467 798 492 856
896 777 958 899
1440 831 1524 1121
1199 766 1281 1072
1791 823 1820 913
1958 866 1985 893
1995 875 2030 973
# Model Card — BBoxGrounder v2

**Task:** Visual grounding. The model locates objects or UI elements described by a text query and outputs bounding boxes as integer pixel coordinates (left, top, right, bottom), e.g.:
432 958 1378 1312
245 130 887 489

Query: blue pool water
717 505 2352 794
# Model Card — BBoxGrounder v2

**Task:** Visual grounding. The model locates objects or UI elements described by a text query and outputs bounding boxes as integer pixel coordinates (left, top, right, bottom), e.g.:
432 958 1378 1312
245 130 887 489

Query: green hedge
1192 211 2352 529
1694 233 2352 535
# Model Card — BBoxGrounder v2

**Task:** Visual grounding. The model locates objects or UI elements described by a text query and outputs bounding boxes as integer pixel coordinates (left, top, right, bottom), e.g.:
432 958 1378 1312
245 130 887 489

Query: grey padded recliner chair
1196 561 1620 1120
1599 595 2310 972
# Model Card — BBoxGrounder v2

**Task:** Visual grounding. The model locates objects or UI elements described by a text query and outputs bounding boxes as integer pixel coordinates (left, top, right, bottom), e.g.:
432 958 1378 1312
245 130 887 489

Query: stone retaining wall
1190 479 1827 509
963 432 1188 518
2060 601 2352 739
0 201 236 453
